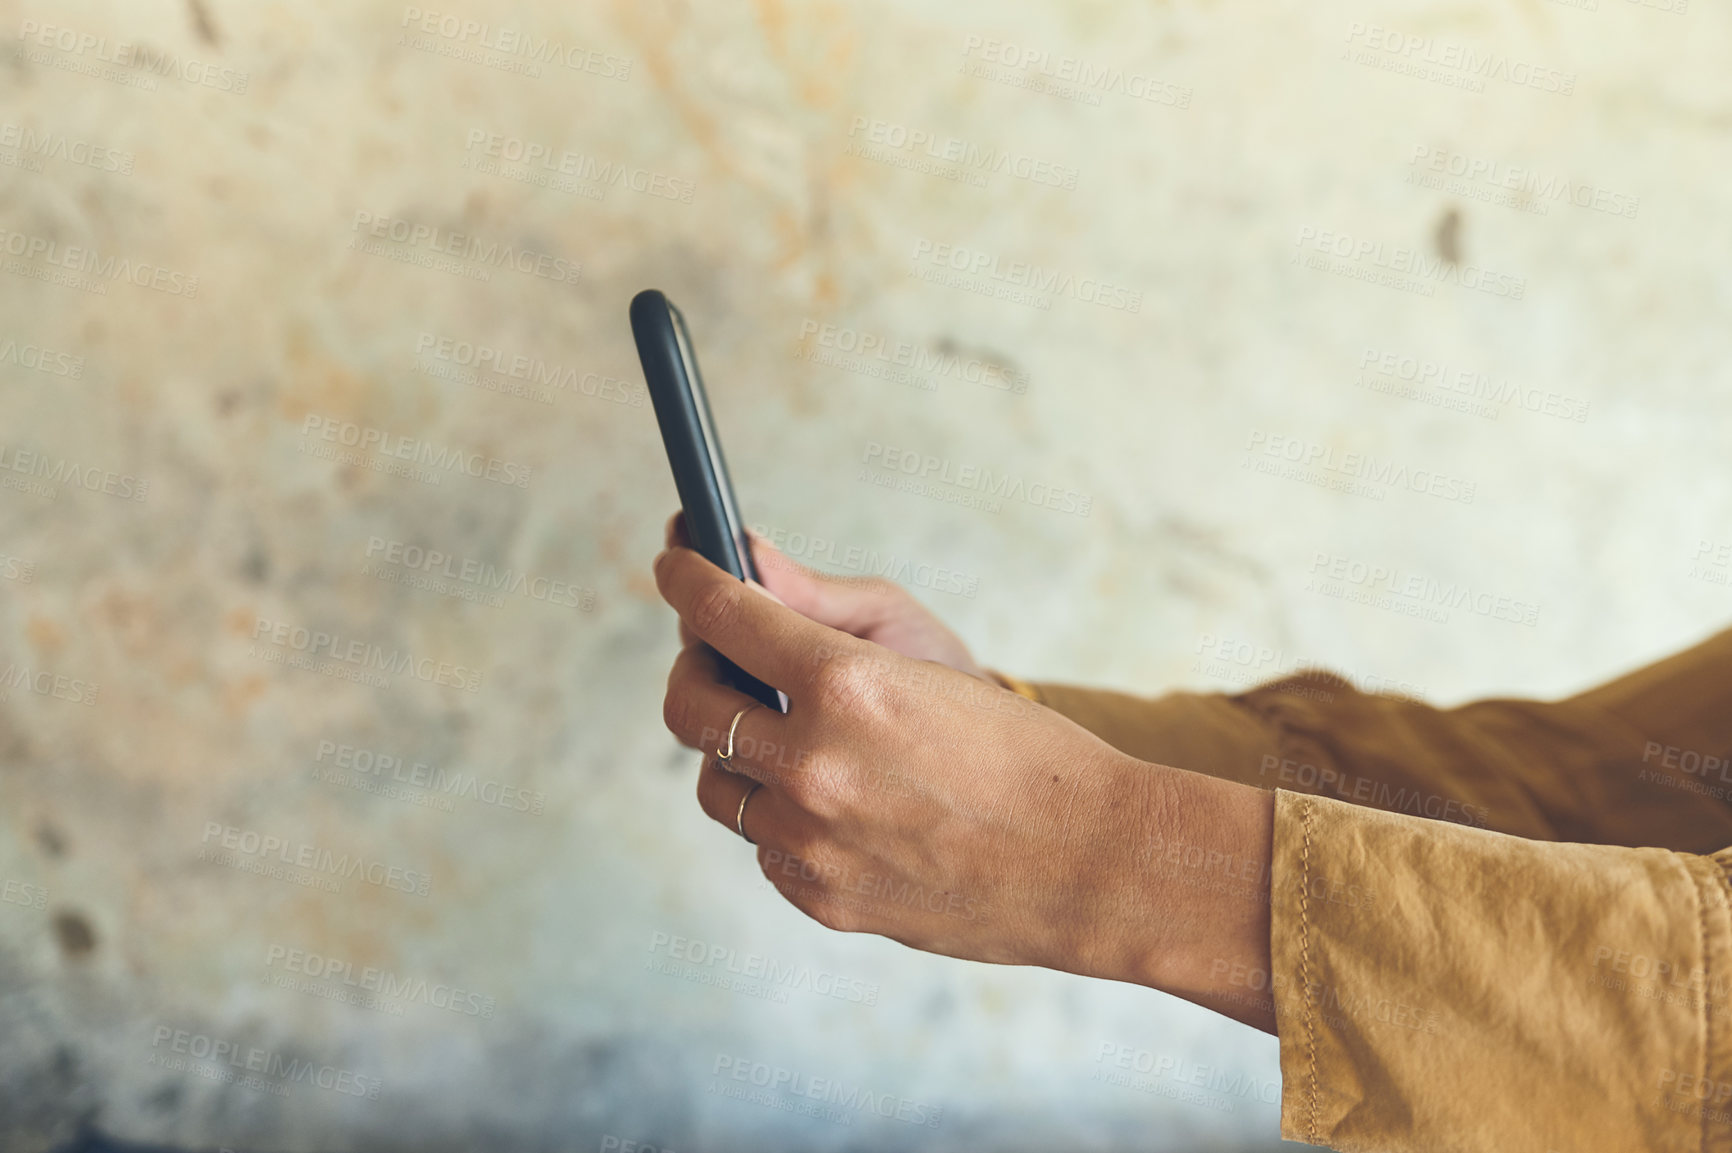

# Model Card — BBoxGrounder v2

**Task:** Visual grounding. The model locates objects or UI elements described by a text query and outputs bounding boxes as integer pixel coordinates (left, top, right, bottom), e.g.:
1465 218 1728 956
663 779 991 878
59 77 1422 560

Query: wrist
1101 761 1277 1031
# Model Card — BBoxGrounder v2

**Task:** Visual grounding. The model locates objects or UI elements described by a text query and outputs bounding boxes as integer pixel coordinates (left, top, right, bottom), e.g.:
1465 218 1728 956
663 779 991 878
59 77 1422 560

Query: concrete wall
0 0 1725 1148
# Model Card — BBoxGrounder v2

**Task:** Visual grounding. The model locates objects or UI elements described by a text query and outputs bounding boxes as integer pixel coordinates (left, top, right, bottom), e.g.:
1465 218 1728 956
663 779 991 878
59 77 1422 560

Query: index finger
653 545 842 693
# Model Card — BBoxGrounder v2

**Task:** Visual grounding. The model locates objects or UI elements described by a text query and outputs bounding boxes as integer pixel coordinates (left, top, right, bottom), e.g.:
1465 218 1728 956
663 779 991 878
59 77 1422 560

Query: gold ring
715 702 762 765
735 781 762 844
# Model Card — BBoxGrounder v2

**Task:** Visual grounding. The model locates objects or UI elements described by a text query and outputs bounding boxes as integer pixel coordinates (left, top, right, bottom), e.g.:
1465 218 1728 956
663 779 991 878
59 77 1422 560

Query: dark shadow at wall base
51 1127 299 1153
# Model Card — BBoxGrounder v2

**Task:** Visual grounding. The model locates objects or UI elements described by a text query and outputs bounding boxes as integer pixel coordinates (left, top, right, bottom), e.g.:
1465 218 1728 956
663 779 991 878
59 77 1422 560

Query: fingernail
653 548 670 573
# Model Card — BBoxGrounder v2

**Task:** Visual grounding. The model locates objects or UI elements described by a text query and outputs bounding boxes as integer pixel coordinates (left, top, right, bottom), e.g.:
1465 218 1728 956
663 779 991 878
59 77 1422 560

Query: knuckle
688 580 740 639
772 762 810 805
784 759 848 820
809 649 876 715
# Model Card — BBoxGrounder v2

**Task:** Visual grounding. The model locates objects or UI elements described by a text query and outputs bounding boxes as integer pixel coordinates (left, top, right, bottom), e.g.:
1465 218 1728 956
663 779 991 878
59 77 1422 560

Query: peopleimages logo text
1244 429 1476 504
1357 346 1590 424
846 117 1079 189
16 20 250 93
314 739 545 815
251 617 483 691
910 239 1141 313
0 663 99 705
0 337 83 378
0 443 148 501
958 36 1192 108
1 879 47 909
200 823 432 896
148 1026 382 1099
711 1054 943 1128
350 212 581 285
1293 226 1524 300
0 227 199 296
1309 552 1540 626
795 320 1028 393
1408 146 1638 219
649 932 880 1005
264 944 497 1017
399 8 631 79
463 130 692 201
862 441 1091 516
1343 22 1575 95
0 123 133 174
364 536 592 609
299 415 532 488
414 331 642 407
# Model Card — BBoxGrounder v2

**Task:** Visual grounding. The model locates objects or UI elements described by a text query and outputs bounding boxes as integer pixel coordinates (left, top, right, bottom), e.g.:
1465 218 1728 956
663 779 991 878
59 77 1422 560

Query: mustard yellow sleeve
1268 789 1732 1153
1024 623 1732 853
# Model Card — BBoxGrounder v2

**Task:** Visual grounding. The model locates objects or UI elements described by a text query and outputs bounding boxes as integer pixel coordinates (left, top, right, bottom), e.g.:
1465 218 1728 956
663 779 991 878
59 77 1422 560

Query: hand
662 512 988 679
653 543 1277 1030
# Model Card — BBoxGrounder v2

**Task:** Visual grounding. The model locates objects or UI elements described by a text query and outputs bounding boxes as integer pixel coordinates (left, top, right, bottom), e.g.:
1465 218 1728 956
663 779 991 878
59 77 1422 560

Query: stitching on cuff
1694 856 1711 1153
1300 794 1319 1143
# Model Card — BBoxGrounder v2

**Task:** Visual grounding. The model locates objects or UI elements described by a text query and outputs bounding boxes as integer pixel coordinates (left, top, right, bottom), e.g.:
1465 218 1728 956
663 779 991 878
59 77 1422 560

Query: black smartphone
631 289 787 714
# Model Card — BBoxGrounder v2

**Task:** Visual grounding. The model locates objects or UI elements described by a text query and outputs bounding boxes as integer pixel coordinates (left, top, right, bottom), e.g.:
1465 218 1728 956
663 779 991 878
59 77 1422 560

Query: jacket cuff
985 669 1042 704
1269 788 1732 1152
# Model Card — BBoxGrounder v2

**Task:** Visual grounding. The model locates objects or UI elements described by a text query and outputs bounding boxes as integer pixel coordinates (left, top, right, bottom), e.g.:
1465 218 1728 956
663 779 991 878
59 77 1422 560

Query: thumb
746 529 898 634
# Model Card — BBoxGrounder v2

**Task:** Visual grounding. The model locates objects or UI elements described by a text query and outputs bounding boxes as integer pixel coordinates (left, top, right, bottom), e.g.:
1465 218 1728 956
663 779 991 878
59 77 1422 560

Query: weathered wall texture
0 0 1726 1148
